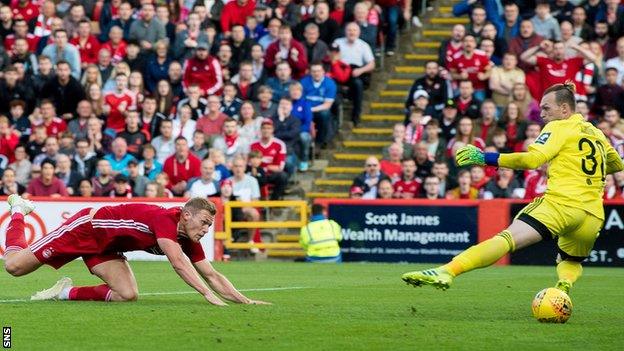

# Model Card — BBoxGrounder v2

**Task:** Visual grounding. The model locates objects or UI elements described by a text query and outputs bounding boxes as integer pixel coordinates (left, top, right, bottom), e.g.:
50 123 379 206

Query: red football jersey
12 3 39 22
536 56 584 95
394 178 422 199
449 50 491 90
91 204 205 262
104 91 135 131
444 42 463 68
33 117 67 137
250 138 286 172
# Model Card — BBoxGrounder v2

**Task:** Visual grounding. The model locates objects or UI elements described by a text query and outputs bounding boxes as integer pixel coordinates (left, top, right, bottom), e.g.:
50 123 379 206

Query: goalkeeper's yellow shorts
515 196 602 260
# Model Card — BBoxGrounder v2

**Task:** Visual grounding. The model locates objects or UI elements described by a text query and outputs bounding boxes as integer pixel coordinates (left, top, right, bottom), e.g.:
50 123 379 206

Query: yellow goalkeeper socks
441 230 515 277
556 260 582 284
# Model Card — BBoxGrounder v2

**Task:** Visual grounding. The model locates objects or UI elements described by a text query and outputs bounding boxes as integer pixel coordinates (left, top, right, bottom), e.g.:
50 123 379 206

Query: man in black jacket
406 61 449 118
351 156 391 199
40 60 85 119
271 97 301 178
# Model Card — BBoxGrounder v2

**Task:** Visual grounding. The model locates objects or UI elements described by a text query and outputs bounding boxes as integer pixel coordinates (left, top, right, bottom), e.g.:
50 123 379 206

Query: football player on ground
402 82 624 294
3 196 269 305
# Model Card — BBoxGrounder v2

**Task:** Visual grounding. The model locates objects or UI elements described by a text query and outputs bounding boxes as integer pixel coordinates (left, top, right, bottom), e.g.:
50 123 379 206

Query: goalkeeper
402 81 624 294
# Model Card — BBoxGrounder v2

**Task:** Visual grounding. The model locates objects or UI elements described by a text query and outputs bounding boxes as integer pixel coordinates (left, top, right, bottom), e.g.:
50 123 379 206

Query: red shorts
30 208 126 272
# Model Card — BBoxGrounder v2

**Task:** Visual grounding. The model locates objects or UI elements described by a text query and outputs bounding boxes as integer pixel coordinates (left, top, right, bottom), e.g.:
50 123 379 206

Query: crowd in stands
351 0 624 201
0 0 425 201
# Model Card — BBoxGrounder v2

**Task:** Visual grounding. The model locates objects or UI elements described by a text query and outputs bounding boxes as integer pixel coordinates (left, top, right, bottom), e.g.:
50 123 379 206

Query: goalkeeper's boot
7 194 35 215
401 268 454 290
555 279 572 295
31 277 73 301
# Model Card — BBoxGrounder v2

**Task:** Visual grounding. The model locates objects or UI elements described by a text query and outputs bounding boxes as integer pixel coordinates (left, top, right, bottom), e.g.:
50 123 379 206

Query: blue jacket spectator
144 53 171 94
104 138 138 176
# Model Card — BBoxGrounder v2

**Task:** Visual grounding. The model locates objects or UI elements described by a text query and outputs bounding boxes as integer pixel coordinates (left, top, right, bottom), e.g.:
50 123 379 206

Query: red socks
68 284 113 301
4 213 26 254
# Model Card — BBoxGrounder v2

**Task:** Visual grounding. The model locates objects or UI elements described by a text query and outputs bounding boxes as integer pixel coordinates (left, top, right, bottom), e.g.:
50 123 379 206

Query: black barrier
328 203 478 262
510 203 624 267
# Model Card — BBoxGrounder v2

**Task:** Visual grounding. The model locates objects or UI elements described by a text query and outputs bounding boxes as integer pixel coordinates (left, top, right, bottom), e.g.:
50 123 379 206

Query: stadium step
361 114 403 122
404 54 438 61
266 249 305 258
314 179 353 186
325 166 363 174
414 42 441 49
387 79 414 86
395 66 425 74
430 17 469 25
423 30 451 37
334 153 382 161
352 128 393 135
343 141 388 148
305 192 349 199
439 6 452 14
379 90 407 97
370 102 404 109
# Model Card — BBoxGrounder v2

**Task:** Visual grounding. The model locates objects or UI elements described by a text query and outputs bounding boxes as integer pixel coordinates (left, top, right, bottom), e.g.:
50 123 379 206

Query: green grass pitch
1 261 623 350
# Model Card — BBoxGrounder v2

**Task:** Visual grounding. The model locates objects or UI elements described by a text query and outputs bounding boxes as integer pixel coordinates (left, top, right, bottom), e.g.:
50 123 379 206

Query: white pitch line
0 286 309 303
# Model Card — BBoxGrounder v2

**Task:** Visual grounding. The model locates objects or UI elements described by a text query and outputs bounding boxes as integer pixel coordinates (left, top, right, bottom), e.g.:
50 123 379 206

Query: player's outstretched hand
247 300 272 305
455 144 485 167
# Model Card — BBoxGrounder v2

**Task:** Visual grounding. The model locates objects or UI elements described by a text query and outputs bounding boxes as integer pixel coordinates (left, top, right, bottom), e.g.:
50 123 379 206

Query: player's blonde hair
184 197 217 215
543 80 576 111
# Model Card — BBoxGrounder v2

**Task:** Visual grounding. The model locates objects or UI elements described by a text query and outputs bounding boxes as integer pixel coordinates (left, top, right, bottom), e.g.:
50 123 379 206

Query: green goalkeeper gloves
455 144 485 167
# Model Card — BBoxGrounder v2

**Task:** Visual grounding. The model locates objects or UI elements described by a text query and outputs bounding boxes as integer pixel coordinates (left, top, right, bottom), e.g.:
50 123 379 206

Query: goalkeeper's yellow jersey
501 114 622 220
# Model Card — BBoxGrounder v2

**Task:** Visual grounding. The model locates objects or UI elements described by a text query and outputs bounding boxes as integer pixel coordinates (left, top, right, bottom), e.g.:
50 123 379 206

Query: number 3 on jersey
578 138 606 181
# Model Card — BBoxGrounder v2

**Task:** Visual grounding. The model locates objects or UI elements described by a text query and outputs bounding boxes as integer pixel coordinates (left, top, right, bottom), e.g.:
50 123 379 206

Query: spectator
24 159 69 198
300 63 336 148
423 119 446 162
249 119 289 200
300 23 328 66
104 137 137 176
479 23 507 63
383 123 413 160
190 130 209 160
26 125 47 160
349 185 364 198
55 153 81 195
163 136 201 196
326 42 352 85
489 53 525 110
605 37 624 85
172 104 197 147
226 25 254 72
231 61 260 101
524 164 548 200
258 17 281 50
239 101 262 147
12 38 38 75
333 22 375 126
497 2 520 42
185 158 219 198
438 24 465 68
109 173 133 198
102 26 128 67
196 95 228 141
173 12 208 61
376 178 394 199
447 116 485 161
521 40 597 99
0 5 13 40
604 107 624 136
446 169 478 199
103 72 135 132
531 1 561 41
144 181 165 198
0 116 19 165
8 145 32 186
406 61 449 117
42 29 81 79
155 4 175 44
498 101 528 152
168 61 184 98
118 109 149 159
466 5 487 38
151 119 175 164
266 61 295 103
510 82 541 124
254 85 278 118
413 142 433 178
220 82 243 119
393 158 420 199
71 138 97 179
143 40 171 94
421 175 443 199
482 167 523 199
140 96 168 140
4 20 40 57
41 60 86 118
70 19 100 69
75 178 93 197
250 43 268 83
449 35 492 101
217 43 235 82
182 41 223 96
288 82 313 171
221 0 256 37
474 100 498 144
265 24 308 79
560 21 583 59
154 79 175 116
33 135 60 165
604 174 621 199
296 2 339 46
0 66 34 116
271 97 301 176
212 117 249 165
593 67 624 117
551 0 574 23
571 6 592 41
137 144 162 181
128 3 165 52
100 1 134 42
352 156 390 199
269 0 300 27
380 143 403 182
0 168 26 195
454 80 481 119
67 100 93 139
155 172 175 197
86 117 112 156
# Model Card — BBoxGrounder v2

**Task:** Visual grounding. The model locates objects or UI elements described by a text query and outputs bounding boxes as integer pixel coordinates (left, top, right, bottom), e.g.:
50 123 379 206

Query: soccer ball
531 288 573 323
